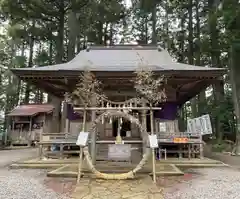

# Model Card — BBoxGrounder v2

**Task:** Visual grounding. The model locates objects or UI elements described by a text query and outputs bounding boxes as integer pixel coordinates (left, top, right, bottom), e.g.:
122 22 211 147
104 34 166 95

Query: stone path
72 176 163 199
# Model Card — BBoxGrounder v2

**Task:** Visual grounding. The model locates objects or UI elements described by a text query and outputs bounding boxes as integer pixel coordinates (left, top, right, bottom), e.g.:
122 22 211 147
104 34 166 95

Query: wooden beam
178 80 211 104
28 79 64 97
74 107 162 111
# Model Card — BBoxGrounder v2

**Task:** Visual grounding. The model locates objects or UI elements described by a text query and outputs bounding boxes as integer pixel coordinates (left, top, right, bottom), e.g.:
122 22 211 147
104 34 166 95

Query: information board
200 114 212 135
148 134 159 148
108 144 131 162
187 114 212 135
76 131 89 146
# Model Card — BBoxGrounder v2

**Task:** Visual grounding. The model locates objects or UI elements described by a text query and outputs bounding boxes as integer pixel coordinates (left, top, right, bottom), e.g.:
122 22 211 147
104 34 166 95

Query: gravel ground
163 167 240 199
2 149 240 199
0 169 73 199
0 149 73 199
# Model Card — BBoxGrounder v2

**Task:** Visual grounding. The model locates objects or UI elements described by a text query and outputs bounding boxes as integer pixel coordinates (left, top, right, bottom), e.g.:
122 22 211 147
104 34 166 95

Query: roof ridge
88 45 159 50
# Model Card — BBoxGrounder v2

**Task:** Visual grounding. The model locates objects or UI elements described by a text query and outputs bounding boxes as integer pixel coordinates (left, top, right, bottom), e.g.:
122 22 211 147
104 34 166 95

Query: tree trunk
67 10 78 61
151 0 157 44
15 42 25 105
97 22 104 45
196 0 206 116
24 32 34 104
109 23 114 45
4 42 16 129
178 17 186 129
188 0 197 118
230 42 240 153
208 0 224 142
50 5 65 133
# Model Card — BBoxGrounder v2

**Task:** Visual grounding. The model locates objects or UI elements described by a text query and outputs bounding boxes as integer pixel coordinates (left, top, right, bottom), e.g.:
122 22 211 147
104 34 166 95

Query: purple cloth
66 104 81 120
154 102 178 120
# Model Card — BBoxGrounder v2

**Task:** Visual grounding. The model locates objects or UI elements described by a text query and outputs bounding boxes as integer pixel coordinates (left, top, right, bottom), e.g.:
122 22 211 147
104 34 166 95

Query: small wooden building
8 104 54 146
10 45 226 160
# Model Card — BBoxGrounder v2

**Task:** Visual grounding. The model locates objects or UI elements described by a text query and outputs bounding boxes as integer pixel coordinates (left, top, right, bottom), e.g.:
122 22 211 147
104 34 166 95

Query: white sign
200 114 212 135
148 134 158 148
187 119 194 133
108 144 131 161
76 131 89 146
194 118 202 134
187 114 212 135
159 122 167 132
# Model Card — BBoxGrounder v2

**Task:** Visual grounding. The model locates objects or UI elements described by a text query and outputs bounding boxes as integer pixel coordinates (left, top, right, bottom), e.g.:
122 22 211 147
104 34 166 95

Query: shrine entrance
112 119 131 137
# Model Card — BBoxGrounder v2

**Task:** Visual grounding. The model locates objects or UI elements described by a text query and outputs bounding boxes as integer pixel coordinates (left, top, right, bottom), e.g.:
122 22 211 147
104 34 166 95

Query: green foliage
34 50 51 66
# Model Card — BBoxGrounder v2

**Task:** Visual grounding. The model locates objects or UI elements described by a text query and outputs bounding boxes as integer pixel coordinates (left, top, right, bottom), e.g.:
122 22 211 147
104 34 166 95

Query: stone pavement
72 176 163 199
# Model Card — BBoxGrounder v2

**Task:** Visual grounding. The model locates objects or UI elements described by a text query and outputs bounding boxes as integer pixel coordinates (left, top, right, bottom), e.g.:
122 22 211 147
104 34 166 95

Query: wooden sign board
76 132 89 146
108 144 131 162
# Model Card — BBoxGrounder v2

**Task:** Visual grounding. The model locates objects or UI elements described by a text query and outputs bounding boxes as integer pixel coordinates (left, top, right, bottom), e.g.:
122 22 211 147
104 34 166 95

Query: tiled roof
11 45 225 72
8 104 54 117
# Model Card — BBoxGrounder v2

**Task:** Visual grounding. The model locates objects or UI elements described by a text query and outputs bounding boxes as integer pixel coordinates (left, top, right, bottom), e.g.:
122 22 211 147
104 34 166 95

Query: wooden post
61 101 68 132
90 110 96 165
199 134 203 159
65 119 70 133
28 117 32 146
77 107 87 183
11 120 15 147
39 128 43 159
141 102 147 154
150 104 156 183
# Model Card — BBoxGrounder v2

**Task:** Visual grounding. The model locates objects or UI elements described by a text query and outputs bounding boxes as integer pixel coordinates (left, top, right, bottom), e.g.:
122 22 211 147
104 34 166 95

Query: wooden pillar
48 94 61 133
90 97 97 165
65 119 70 133
141 103 147 154
61 101 68 132
12 120 15 146
28 117 32 146
91 110 97 164
150 104 156 183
